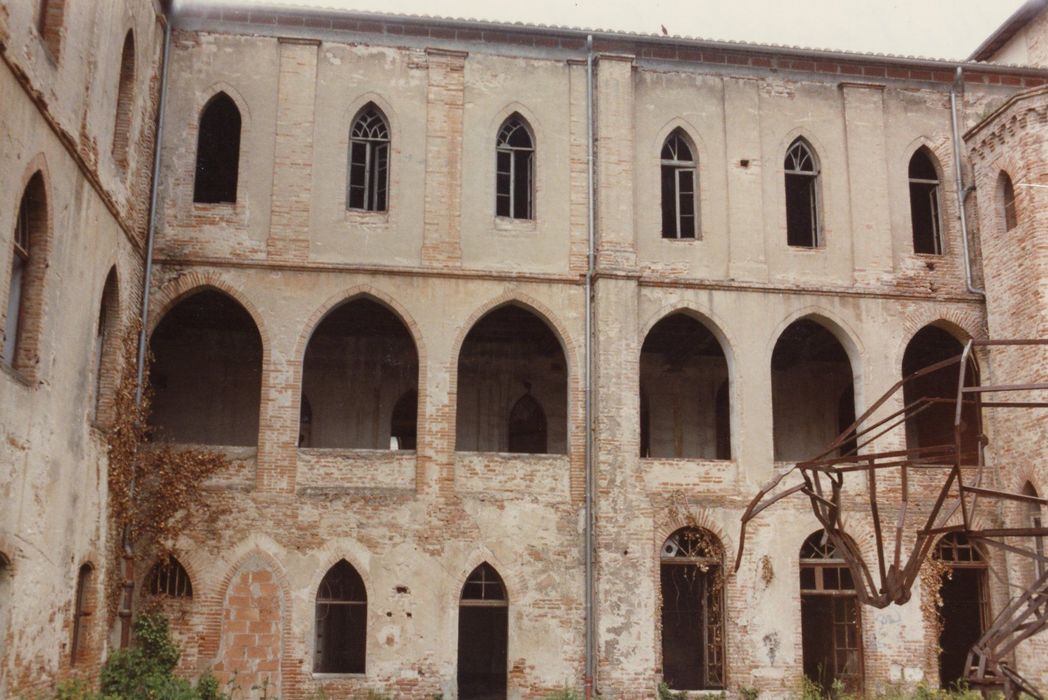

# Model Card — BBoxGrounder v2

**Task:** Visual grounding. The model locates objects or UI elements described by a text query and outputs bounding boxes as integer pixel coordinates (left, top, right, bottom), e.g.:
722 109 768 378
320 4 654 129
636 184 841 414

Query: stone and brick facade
4 1 1048 698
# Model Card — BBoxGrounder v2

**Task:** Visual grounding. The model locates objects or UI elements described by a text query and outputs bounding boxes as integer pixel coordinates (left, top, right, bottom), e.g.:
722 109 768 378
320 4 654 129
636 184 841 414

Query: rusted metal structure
737 339 1048 697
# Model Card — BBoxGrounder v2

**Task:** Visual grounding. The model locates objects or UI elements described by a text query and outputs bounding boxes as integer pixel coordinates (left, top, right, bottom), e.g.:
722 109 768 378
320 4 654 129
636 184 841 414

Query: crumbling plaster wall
0 0 163 693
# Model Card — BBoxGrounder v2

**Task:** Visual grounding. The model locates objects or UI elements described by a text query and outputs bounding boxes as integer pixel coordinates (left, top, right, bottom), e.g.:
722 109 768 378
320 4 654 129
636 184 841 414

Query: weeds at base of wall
104 321 231 623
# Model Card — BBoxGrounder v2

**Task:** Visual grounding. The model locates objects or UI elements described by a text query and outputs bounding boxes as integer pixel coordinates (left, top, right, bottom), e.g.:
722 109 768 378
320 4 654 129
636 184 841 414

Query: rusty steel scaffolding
737 338 1048 698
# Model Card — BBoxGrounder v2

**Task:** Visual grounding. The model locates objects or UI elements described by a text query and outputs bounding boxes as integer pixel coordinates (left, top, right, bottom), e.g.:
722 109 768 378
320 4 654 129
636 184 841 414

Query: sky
176 0 1029 60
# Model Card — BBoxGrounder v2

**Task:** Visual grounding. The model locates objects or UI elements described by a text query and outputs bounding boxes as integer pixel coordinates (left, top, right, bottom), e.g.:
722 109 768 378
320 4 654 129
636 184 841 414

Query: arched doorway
458 563 508 699
799 531 864 693
659 528 725 690
936 533 989 688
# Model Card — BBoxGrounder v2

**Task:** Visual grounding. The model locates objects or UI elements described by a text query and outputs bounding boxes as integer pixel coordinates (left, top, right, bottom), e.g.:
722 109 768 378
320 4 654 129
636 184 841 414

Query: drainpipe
120 7 173 648
584 33 596 700
949 66 985 296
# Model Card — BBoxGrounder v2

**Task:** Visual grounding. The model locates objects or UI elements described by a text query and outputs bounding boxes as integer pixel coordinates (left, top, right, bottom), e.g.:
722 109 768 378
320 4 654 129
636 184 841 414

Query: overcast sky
176 0 1028 60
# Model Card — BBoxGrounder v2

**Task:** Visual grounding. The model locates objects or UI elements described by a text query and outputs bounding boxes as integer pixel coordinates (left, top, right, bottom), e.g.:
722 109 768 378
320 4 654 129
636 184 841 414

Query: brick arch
344 92 398 137
901 135 951 184
639 302 738 377
652 117 708 165
451 553 516 608
5 157 54 382
206 547 293 697
894 312 985 381
198 82 252 130
306 548 373 606
766 306 866 385
779 128 829 172
654 505 736 569
490 102 542 146
148 272 270 354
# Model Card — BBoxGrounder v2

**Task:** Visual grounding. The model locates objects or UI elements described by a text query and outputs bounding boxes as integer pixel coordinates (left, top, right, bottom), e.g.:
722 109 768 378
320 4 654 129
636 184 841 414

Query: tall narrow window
784 139 820 247
936 534 989 688
145 556 193 598
390 389 418 450
909 149 943 254
71 563 94 666
800 532 864 694
496 115 534 220
507 391 547 454
347 105 390 212
458 563 508 700
193 93 242 204
660 528 725 690
661 129 698 239
38 0 66 57
5 173 46 371
314 560 367 674
1022 482 1045 582
1001 173 1018 231
112 32 135 168
93 268 118 422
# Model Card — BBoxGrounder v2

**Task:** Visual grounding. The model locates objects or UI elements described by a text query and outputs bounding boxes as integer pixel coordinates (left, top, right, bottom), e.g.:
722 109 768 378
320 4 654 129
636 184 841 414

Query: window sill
344 208 390 225
659 235 700 242
494 216 537 234
0 362 33 389
785 244 824 252
312 672 367 680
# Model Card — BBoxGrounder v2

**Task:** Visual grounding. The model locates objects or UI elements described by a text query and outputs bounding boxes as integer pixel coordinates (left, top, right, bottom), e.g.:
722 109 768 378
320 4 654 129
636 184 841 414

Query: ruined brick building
3 0 1048 697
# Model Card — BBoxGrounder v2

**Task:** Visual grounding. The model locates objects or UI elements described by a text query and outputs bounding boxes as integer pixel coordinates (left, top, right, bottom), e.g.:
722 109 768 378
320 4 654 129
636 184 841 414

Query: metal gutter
949 67 985 297
120 5 173 647
583 33 596 700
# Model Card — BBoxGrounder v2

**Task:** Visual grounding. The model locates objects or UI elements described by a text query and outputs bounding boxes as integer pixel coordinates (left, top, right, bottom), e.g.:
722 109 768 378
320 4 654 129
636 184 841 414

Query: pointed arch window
193 93 242 204
459 564 508 699
1001 173 1018 231
315 560 367 674
145 556 193 598
93 269 119 423
909 149 943 254
508 391 546 454
71 563 94 666
347 105 390 212
799 532 864 693
1022 482 1045 581
784 139 820 247
5 173 47 371
496 116 534 220
112 31 135 168
661 129 698 239
659 528 725 690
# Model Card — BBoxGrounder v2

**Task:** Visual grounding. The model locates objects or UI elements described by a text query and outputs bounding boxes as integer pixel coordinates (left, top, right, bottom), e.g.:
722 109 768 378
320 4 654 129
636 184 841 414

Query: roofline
171 3 1048 80
968 0 1047 62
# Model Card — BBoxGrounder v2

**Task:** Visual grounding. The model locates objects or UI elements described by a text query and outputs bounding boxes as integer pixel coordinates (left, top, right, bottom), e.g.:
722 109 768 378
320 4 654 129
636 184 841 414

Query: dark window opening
391 389 418 450
5 173 45 369
496 116 534 220
456 305 566 454
909 149 943 254
771 319 854 461
458 563 508 700
640 314 730 459
145 556 192 598
193 93 242 204
800 532 864 694
315 560 367 674
661 129 698 239
660 528 725 690
1022 482 1045 583
347 105 390 212
507 391 547 454
301 298 418 449
299 395 313 448
1001 173 1018 231
112 32 135 168
784 139 819 247
902 325 979 463
936 534 989 689
149 290 262 446
94 268 119 422
71 563 93 666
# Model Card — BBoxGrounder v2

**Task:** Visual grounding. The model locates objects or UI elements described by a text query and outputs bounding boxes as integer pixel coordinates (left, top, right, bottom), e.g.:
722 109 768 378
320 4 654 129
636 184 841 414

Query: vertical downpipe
584 34 596 700
121 9 172 648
